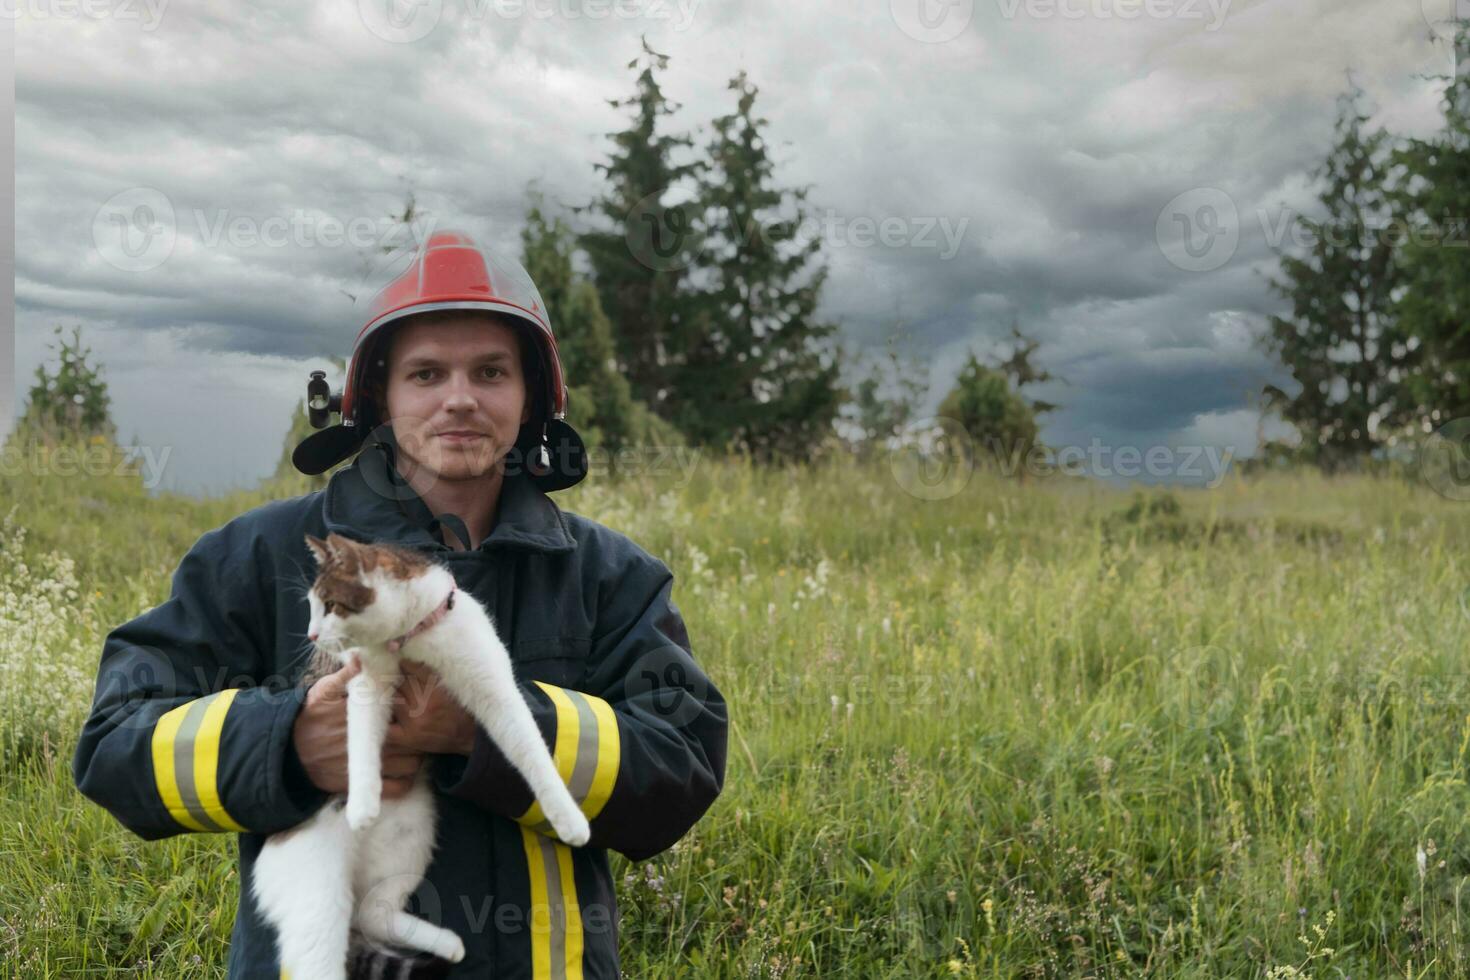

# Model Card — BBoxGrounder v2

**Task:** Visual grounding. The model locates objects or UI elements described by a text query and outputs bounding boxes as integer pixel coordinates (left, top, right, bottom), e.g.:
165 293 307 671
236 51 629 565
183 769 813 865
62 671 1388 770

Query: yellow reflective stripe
149 690 247 833
522 826 553 980
193 689 248 832
580 693 620 821
522 825 583 980
517 682 622 836
555 838 583 979
519 682 580 829
151 701 208 832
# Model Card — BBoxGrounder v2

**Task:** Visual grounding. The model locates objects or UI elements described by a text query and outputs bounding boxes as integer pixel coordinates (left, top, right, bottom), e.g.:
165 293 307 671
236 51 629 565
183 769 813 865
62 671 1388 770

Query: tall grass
2 449 1467 977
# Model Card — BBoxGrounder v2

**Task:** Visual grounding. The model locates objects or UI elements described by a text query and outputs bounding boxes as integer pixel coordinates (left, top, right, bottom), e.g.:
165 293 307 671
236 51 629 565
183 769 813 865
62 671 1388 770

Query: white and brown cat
252 532 589 980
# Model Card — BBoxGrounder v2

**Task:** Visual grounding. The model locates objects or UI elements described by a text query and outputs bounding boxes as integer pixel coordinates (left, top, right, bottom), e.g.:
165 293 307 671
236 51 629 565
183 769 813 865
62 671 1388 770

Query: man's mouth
437 431 486 444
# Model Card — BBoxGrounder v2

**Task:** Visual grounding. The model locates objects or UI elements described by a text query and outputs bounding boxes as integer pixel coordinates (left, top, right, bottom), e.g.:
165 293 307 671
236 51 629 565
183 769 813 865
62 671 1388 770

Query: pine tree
1391 34 1470 430
677 70 844 461
1259 85 1416 471
17 325 117 444
578 36 702 417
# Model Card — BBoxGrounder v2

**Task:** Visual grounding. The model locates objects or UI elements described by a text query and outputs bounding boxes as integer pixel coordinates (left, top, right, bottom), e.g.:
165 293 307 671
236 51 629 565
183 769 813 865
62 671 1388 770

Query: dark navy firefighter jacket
71 444 729 979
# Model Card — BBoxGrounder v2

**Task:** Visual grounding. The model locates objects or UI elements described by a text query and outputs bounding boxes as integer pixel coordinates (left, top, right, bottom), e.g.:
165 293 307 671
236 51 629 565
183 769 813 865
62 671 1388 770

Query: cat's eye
323 599 336 615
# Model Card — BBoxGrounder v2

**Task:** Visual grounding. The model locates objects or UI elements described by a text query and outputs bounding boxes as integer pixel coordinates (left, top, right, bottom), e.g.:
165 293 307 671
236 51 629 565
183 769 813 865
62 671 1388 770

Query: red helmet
292 229 587 491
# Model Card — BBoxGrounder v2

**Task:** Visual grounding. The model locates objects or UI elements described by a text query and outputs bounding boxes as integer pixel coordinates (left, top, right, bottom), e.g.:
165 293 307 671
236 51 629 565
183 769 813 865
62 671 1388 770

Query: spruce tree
1259 85 1415 470
578 36 701 417
1391 38 1470 428
521 192 679 451
677 70 844 461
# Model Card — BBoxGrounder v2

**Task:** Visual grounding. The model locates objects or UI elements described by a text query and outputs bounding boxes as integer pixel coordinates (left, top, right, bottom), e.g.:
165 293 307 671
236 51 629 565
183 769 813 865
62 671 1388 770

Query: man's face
382 313 531 483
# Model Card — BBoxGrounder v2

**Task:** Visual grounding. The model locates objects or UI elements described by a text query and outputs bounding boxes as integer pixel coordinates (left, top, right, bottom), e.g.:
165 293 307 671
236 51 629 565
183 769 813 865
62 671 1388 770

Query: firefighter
72 229 728 979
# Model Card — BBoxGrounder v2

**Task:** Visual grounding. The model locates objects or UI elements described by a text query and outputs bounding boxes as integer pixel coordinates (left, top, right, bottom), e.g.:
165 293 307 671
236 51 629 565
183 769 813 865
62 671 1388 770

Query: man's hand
386 659 478 757
291 657 425 800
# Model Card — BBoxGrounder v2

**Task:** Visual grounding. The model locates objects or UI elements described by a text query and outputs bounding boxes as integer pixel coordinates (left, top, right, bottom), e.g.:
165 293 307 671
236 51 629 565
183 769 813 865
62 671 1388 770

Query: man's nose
443 374 477 409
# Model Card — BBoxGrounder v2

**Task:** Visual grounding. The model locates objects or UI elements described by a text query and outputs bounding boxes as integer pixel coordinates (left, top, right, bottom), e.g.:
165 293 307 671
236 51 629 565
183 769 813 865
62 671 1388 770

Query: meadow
2 443 1468 977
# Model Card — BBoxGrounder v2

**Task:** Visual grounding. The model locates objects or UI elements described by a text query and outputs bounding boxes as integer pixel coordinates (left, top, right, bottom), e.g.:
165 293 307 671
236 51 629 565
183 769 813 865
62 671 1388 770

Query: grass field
2 444 1468 977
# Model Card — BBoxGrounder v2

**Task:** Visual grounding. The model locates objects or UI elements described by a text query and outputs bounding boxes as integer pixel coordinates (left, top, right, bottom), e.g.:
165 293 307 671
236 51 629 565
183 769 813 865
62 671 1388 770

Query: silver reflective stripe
565 691 600 804
172 697 226 832
528 690 602 838
539 833 567 980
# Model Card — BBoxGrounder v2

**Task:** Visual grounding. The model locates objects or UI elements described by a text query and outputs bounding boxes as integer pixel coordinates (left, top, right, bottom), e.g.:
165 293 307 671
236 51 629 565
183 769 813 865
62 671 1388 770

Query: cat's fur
252 532 590 980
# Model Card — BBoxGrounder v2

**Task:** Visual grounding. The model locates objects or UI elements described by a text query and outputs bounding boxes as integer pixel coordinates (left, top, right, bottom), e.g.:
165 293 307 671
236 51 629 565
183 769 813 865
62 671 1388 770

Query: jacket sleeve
71 520 330 840
433 549 727 861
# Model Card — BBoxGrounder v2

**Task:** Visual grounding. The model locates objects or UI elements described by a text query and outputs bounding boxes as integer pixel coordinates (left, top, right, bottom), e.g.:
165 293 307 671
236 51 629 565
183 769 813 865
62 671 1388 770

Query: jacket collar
322 438 577 555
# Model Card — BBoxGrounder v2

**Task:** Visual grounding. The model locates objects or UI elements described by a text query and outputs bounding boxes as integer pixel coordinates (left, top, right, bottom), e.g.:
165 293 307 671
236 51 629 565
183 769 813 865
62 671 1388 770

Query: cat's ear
325 532 353 550
305 534 331 565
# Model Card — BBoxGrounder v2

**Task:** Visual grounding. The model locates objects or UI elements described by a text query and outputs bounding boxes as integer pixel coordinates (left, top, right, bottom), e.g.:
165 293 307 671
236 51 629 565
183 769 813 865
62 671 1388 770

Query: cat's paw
550 808 591 848
345 791 381 831
444 934 466 963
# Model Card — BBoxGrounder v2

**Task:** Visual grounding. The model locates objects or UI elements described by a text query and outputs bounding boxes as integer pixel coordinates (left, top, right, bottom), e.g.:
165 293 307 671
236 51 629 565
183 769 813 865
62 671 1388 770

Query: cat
252 532 590 980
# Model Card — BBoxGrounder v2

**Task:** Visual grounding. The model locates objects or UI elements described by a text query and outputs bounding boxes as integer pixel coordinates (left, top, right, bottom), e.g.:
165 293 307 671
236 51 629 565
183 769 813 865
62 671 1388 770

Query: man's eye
481 366 502 379
412 369 436 382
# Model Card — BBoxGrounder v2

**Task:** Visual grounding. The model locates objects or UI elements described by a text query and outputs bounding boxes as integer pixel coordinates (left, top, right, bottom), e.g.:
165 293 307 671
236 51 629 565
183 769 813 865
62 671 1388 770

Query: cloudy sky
10 0 1465 494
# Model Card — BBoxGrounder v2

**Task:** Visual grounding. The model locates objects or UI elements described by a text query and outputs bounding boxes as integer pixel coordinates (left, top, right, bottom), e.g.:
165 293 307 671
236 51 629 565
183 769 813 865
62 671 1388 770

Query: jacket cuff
237 686 331 833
